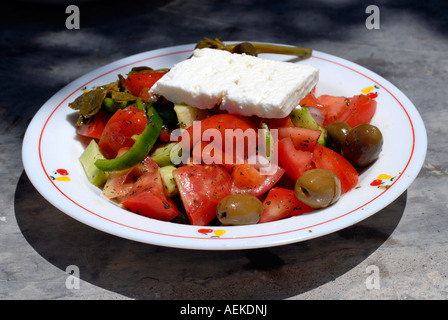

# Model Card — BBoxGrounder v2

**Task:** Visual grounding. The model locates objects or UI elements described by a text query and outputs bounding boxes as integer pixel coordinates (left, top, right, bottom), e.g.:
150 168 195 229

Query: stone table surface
1 0 447 300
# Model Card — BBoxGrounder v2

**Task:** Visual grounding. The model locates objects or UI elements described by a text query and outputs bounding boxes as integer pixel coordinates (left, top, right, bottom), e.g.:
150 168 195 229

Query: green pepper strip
94 106 163 171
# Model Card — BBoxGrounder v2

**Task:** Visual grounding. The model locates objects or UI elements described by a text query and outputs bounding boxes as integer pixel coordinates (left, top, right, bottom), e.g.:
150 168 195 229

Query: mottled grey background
1 0 447 299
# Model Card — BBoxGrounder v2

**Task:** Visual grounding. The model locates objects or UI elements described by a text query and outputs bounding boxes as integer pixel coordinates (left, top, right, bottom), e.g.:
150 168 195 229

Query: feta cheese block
150 48 319 118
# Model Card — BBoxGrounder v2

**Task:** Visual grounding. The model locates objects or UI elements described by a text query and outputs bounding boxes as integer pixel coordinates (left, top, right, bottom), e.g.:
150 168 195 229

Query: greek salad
70 40 382 227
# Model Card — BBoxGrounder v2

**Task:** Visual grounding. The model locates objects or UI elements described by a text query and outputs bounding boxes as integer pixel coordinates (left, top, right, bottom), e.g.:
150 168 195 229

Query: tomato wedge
312 144 359 194
231 163 264 189
277 127 321 151
277 137 315 182
264 116 294 129
120 156 179 221
102 147 135 200
98 106 147 159
173 164 232 226
230 163 285 197
317 95 350 128
76 109 111 139
124 71 166 98
121 192 178 221
191 140 241 172
182 114 258 152
259 187 313 223
336 94 377 128
299 92 323 109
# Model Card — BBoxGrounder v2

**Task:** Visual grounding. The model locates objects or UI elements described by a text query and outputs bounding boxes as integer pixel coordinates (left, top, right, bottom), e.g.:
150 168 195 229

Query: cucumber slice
150 142 177 167
260 122 274 161
290 107 320 130
79 140 109 187
159 165 178 197
174 103 210 129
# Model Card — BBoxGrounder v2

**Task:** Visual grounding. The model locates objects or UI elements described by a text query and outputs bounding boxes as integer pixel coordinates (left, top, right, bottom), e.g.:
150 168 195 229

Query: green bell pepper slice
94 106 163 171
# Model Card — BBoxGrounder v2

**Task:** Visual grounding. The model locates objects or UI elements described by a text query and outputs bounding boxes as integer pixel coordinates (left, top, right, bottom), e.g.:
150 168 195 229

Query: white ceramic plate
22 43 427 250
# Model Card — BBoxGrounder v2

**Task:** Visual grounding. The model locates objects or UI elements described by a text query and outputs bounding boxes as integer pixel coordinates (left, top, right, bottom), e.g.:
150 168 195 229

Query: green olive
294 169 341 209
231 42 258 56
216 193 263 225
327 122 351 152
342 123 383 168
